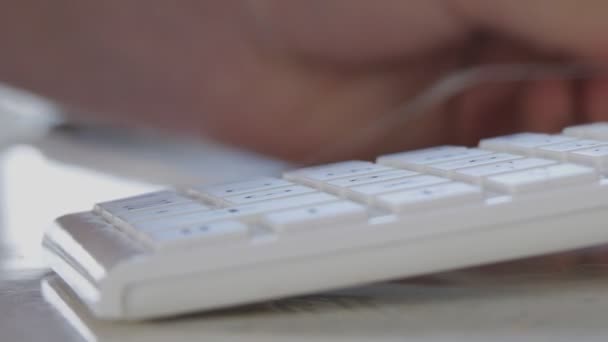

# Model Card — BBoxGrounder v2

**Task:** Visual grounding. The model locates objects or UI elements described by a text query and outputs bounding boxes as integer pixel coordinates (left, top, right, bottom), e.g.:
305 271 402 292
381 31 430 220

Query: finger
450 81 524 145
518 78 575 132
581 77 608 122
448 37 546 144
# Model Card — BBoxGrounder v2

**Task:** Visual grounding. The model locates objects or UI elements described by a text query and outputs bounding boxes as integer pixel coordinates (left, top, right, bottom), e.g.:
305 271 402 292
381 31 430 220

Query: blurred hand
3 1 608 161
3 0 608 271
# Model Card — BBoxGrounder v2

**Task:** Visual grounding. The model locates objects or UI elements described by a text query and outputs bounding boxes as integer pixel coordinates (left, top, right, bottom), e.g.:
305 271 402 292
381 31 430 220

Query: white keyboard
43 122 608 320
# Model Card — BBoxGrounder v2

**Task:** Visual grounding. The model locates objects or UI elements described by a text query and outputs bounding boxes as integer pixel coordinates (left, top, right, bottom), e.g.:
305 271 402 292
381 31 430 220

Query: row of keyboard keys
563 122 608 140
283 161 392 187
279 159 490 215
99 125 608 250
222 185 316 206
284 160 486 212
535 139 607 160
131 192 340 234
478 132 608 173
453 158 556 184
114 202 211 223
485 163 598 193
142 201 371 250
132 181 484 250
323 169 418 195
479 133 575 154
130 195 374 250
106 173 377 249
95 191 195 220
376 146 564 188
115 168 484 249
187 177 293 205
377 147 491 171
426 152 522 176
374 140 601 196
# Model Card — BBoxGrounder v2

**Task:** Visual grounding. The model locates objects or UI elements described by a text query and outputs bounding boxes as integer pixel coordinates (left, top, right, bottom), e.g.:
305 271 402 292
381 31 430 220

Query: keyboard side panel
43 211 150 316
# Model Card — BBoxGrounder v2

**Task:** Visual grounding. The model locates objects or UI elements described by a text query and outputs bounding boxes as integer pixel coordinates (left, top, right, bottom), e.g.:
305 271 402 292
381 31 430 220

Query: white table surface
2 136 608 342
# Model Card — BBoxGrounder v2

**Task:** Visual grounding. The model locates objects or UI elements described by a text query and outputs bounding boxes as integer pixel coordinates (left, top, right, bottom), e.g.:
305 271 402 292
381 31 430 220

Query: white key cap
564 122 608 140
284 161 392 187
563 124 589 138
485 164 598 194
579 123 608 140
377 147 491 171
375 182 483 213
143 221 249 250
222 185 316 206
323 169 418 194
427 153 522 176
116 202 211 223
187 177 293 203
262 201 368 232
535 139 608 160
479 133 575 154
95 191 191 218
453 158 557 183
131 192 339 233
346 175 448 203
567 145 608 171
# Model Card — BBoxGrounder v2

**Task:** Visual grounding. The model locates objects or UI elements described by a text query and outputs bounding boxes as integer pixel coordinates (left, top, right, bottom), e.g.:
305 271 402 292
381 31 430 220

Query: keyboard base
46 199 608 320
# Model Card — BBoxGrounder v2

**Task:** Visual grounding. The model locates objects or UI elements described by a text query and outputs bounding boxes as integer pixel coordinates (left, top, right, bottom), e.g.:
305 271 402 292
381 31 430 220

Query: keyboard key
563 124 589 138
485 164 598 194
479 133 575 154
262 201 368 232
143 220 249 250
95 191 191 219
453 158 557 183
346 175 448 203
567 146 608 172
563 122 608 140
131 192 339 233
284 161 392 187
535 139 608 160
115 202 211 223
187 177 293 204
427 153 522 176
377 146 491 171
222 185 316 206
375 182 483 213
323 169 418 194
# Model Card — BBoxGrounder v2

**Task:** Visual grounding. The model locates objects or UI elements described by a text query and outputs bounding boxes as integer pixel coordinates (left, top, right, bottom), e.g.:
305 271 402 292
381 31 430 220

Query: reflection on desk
43 267 608 342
